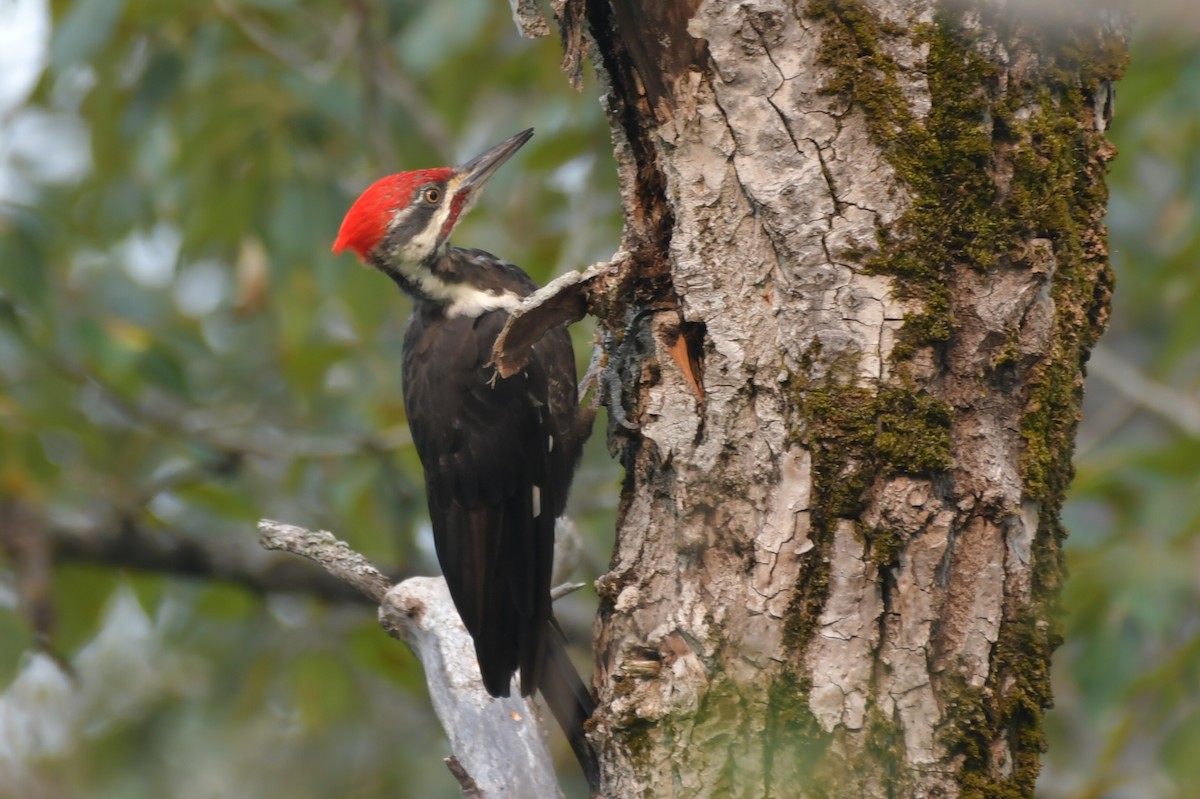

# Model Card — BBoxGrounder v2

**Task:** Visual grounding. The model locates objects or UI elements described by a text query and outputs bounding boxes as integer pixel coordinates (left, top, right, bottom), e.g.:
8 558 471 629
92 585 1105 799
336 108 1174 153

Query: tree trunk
570 1 1127 796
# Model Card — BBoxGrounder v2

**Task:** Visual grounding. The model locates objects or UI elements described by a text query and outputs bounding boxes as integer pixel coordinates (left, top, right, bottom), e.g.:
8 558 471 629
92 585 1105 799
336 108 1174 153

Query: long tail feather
538 618 599 794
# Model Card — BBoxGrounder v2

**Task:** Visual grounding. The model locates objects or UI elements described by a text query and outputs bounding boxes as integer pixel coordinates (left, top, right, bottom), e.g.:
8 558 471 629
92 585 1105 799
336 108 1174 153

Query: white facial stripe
532 485 541 518
388 199 456 268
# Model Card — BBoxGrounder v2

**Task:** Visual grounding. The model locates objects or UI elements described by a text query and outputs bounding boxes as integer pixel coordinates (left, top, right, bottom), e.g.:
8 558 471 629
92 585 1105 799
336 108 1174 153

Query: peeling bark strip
567 1 1127 797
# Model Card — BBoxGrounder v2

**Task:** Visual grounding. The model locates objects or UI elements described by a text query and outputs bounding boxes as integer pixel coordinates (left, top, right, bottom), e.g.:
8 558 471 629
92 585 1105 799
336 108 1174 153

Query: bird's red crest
332 168 454 260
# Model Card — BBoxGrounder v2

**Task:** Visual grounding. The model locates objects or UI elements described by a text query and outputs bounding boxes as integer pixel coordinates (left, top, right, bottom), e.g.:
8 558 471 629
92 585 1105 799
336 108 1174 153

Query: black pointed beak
456 128 534 191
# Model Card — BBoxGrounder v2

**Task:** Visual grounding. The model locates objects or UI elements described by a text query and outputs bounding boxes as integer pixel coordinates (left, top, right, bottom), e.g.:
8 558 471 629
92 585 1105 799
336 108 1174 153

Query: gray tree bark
507 0 1129 796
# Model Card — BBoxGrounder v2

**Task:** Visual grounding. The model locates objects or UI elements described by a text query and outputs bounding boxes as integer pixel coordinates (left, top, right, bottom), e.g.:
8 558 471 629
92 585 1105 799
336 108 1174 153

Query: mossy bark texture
576 1 1126 796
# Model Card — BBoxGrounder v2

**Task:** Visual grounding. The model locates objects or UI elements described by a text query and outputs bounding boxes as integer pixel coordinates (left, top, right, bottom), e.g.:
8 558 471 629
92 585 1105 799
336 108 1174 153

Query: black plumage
400 246 596 785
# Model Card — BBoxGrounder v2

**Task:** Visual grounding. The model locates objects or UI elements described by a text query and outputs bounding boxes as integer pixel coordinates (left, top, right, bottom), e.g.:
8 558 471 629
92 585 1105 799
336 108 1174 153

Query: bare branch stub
508 0 550 39
446 756 484 798
553 0 588 90
550 581 587 601
491 261 616 379
256 519 392 603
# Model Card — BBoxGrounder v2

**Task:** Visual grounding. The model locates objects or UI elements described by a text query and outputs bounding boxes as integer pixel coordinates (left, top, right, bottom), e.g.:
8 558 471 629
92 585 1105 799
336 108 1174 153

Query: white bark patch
679 3 908 383
598 0 926 790
1005 500 1039 603
879 509 954 763
614 585 641 613
805 520 883 731
750 446 813 619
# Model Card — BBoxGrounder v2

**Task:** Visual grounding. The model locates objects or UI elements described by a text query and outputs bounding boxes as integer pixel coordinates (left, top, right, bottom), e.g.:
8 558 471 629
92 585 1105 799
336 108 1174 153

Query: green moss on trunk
798 1 1126 796
784 360 952 650
808 0 1005 358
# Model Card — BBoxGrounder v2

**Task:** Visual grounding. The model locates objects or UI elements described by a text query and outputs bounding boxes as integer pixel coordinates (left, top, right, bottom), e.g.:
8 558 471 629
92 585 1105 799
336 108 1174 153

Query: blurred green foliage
1 2 1198 798
1042 29 1200 799
1 0 618 796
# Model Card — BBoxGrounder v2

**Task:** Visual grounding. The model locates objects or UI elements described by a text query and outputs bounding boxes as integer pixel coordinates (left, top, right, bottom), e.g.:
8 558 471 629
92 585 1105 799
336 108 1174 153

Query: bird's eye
423 187 441 204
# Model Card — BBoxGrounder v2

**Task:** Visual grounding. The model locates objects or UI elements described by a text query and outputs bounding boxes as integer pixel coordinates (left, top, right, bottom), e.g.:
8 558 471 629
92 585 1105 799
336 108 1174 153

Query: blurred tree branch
40 351 413 460
0 500 58 648
0 500 384 609
1088 344 1200 435
214 0 358 83
1 503 594 630
214 0 453 164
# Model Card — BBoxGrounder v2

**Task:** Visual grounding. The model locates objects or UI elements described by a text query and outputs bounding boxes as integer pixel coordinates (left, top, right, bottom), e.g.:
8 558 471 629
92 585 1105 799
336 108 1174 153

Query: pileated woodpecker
331 129 597 788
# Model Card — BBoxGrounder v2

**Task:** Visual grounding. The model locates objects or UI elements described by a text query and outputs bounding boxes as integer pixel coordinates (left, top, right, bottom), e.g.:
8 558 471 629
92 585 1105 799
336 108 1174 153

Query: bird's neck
377 245 524 319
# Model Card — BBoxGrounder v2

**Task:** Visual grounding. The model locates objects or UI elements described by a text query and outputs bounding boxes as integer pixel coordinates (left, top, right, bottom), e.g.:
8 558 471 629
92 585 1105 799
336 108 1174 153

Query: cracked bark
544 1 1128 797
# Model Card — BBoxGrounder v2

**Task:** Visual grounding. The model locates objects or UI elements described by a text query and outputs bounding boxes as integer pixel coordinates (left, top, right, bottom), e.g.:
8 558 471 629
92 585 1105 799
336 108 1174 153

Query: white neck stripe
444 284 521 318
